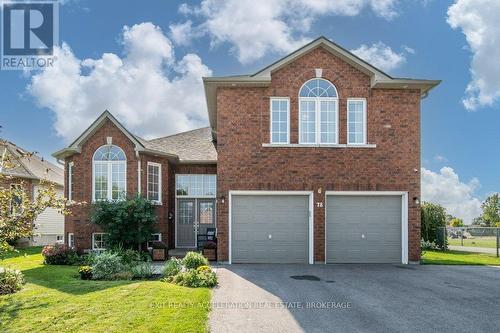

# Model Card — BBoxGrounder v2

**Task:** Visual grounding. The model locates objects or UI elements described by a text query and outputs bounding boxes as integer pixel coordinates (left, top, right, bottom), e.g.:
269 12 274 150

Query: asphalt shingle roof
144 127 217 162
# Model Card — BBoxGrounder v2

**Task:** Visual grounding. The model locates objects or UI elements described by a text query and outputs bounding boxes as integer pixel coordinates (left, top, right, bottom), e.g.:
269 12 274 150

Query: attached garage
230 192 313 264
325 192 408 264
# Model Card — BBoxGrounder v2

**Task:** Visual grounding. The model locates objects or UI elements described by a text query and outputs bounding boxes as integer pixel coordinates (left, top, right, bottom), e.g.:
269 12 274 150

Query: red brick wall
64 119 174 251
216 47 421 262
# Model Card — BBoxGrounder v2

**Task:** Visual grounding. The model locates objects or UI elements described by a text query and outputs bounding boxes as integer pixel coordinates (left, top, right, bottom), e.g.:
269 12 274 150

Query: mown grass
422 250 500 265
0 247 211 333
447 237 498 249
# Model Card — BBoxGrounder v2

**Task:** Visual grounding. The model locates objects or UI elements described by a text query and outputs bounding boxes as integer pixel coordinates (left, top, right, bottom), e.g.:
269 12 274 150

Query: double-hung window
92 145 126 201
299 78 338 144
270 98 289 144
92 233 107 250
347 98 367 145
147 162 162 204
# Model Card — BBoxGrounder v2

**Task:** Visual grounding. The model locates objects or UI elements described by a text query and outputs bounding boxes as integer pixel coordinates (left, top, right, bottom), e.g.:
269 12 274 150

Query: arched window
92 145 126 201
299 78 339 144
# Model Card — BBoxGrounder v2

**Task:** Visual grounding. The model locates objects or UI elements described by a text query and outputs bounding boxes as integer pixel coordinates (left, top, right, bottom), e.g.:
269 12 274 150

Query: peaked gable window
299 78 338 144
92 145 126 201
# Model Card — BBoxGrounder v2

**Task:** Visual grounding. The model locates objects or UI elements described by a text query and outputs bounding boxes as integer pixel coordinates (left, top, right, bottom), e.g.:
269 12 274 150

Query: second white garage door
231 194 310 264
326 195 403 264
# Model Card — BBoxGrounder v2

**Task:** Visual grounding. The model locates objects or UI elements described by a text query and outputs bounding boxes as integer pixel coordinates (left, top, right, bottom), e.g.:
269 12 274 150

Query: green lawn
0 247 211 333
422 250 500 265
447 237 498 249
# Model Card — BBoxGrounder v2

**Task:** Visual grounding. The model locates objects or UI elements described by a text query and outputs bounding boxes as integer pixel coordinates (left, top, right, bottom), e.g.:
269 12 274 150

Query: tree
0 140 72 260
90 195 157 250
421 202 447 249
477 194 500 227
449 218 464 227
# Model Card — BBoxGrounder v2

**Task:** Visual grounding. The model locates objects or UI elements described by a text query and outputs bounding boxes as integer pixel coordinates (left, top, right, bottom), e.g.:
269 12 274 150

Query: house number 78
316 202 323 208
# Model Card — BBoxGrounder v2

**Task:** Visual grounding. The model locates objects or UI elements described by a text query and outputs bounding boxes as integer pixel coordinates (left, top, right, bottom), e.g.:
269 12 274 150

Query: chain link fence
441 227 500 257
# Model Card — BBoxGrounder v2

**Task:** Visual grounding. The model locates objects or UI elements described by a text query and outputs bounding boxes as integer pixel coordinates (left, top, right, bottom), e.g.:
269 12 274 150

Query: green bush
182 251 208 269
91 195 157 250
42 244 79 265
91 252 125 280
176 268 217 288
78 266 93 280
421 202 448 249
163 258 182 277
131 262 154 279
0 267 25 295
112 247 150 266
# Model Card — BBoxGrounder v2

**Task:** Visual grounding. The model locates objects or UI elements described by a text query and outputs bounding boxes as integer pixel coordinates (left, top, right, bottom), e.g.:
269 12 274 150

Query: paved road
449 245 498 255
209 264 500 333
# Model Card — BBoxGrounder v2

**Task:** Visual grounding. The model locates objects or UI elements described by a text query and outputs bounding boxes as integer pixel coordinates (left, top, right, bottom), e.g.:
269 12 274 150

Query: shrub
91 252 125 280
421 202 448 249
163 258 182 277
182 251 208 269
42 244 78 265
78 266 93 280
131 262 154 279
0 267 25 295
176 268 217 288
196 265 211 274
113 248 150 266
91 195 157 250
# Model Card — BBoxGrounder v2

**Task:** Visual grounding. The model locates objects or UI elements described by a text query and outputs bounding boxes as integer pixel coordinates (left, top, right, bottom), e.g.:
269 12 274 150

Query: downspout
137 159 141 195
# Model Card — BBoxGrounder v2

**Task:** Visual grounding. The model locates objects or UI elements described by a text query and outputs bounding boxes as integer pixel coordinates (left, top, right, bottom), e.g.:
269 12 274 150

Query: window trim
147 233 162 249
269 97 290 144
347 98 367 145
298 78 339 145
10 183 22 215
146 162 162 204
92 145 127 202
67 162 74 201
92 233 107 251
68 233 74 248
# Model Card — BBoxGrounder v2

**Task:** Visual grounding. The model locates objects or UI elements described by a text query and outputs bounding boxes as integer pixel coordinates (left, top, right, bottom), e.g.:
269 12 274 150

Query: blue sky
0 0 498 222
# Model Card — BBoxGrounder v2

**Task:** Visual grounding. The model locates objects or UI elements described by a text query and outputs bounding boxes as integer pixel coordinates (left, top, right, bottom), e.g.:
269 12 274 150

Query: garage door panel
232 195 309 264
326 195 402 264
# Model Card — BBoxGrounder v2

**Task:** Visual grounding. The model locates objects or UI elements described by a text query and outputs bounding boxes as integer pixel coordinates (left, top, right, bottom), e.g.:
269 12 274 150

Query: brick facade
216 47 421 262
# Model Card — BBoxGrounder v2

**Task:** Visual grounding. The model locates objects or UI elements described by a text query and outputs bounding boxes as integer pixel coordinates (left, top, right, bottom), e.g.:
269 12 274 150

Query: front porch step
168 248 198 258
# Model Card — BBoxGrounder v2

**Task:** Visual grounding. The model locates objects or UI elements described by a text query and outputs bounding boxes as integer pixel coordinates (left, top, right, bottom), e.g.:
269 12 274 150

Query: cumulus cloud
351 42 409 72
27 22 212 143
447 0 500 110
174 0 400 63
421 167 482 224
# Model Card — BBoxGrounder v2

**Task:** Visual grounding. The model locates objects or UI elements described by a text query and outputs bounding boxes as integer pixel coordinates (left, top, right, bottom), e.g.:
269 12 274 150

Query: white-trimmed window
176 174 216 197
347 98 367 145
299 78 338 144
147 162 162 204
147 233 162 249
10 184 22 215
270 98 289 144
68 233 74 248
92 145 126 201
92 233 107 250
67 162 74 201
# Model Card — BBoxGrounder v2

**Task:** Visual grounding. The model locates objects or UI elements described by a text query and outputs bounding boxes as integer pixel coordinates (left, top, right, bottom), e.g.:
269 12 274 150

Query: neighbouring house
53 36 440 263
1 140 65 246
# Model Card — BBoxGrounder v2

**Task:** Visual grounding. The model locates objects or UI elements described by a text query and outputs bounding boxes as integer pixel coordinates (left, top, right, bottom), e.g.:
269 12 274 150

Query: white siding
33 185 64 241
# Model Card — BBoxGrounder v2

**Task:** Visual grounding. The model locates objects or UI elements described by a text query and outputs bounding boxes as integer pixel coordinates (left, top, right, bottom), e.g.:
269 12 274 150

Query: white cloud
421 167 482 224
433 154 448 163
176 0 400 63
169 20 197 46
350 42 407 72
447 0 500 110
27 22 212 143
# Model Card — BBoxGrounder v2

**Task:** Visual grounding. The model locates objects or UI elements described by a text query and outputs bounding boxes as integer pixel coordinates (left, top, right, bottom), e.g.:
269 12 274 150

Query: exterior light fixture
413 197 420 205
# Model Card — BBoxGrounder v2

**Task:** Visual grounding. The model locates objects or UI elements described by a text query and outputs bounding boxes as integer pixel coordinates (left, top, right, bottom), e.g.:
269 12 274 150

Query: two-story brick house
53 37 439 263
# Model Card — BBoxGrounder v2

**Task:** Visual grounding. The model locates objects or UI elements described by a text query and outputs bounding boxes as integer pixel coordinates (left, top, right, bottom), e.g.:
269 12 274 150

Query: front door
177 199 196 247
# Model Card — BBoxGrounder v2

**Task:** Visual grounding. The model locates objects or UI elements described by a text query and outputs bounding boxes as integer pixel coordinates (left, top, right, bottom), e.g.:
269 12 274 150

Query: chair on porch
197 227 216 251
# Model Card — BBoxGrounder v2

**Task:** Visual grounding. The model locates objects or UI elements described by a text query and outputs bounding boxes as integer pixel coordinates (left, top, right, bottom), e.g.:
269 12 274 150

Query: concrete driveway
209 264 500 333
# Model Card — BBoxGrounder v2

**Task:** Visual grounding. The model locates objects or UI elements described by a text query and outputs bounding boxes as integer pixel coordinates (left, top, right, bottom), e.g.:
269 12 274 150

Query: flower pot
203 248 216 261
152 248 166 261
